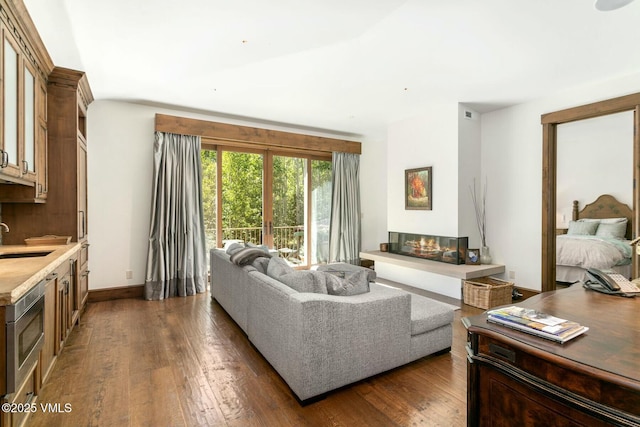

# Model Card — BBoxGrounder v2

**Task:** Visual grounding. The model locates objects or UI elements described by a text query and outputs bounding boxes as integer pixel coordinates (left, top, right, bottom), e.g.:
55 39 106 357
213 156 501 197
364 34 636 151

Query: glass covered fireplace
388 232 468 265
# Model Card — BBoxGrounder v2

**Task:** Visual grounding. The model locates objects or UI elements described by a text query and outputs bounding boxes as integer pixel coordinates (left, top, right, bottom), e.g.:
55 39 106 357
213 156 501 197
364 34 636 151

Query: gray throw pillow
250 256 271 274
266 256 295 279
278 270 328 294
325 270 370 296
225 242 246 255
230 247 271 266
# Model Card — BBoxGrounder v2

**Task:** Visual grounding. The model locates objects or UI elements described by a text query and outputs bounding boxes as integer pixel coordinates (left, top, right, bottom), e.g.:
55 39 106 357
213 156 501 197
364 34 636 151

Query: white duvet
556 235 632 270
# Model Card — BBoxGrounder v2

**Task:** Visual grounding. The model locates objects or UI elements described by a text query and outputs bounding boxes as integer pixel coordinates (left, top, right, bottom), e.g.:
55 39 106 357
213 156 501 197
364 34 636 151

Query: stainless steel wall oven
3 280 45 395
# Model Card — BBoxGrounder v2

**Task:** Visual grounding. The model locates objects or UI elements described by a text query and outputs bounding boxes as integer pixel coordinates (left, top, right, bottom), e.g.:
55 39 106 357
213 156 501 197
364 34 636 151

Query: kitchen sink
0 251 53 259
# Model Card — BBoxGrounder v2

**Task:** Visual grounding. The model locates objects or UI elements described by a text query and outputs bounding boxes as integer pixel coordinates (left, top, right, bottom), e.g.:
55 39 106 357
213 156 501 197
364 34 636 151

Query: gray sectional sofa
209 248 454 402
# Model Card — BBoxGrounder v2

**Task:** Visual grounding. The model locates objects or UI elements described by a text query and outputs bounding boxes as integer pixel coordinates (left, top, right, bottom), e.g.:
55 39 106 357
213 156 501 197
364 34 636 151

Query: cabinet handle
489 343 516 363
79 210 86 239
0 150 7 168
22 160 28 174
25 391 35 405
46 272 58 281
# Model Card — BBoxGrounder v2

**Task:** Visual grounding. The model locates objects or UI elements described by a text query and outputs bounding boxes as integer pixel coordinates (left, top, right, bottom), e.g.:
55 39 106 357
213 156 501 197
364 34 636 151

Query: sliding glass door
201 145 331 268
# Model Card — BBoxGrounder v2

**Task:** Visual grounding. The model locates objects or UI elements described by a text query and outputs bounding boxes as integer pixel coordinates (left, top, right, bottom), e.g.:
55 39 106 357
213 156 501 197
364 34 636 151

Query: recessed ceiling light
594 0 635 11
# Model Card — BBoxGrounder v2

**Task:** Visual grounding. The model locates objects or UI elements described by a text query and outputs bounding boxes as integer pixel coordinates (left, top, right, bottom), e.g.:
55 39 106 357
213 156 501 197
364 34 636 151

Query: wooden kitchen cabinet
0 3 52 201
1 67 93 320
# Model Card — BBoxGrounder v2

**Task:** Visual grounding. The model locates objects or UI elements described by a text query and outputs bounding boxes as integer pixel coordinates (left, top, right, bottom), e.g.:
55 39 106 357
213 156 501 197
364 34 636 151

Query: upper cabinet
0 0 53 202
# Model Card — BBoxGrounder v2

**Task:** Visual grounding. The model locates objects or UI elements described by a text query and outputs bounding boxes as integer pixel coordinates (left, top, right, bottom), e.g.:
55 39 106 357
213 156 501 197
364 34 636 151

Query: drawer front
5 362 37 427
476 335 640 419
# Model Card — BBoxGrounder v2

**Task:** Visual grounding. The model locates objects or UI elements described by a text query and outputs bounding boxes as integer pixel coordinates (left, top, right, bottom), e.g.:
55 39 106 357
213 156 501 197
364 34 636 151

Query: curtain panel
328 152 361 265
145 132 207 300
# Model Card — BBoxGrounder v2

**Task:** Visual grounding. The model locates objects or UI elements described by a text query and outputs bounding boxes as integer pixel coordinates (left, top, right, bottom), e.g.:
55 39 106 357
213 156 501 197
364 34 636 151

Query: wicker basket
463 276 514 309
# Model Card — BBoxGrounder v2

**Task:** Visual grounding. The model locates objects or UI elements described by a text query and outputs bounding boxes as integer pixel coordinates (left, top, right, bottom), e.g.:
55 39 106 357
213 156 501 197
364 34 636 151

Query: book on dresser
486 306 588 343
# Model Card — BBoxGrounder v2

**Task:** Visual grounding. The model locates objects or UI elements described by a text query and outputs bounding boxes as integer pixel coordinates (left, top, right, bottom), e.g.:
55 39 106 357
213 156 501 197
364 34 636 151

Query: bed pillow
599 217 627 224
595 220 627 239
567 220 598 236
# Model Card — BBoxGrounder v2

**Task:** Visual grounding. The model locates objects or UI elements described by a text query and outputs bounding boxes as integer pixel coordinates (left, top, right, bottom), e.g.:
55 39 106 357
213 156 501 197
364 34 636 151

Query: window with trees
201 145 332 267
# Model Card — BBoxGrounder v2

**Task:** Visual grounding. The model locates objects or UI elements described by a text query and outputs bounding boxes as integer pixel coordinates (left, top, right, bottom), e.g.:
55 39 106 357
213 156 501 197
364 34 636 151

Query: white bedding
556 235 632 270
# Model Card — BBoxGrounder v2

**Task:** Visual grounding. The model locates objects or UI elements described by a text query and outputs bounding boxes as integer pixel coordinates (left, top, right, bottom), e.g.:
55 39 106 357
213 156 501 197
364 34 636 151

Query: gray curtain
328 152 361 265
144 132 207 300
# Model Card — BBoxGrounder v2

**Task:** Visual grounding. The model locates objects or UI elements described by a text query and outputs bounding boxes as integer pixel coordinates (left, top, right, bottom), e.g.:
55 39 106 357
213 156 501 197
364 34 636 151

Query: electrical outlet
126 270 133 280
508 270 516 280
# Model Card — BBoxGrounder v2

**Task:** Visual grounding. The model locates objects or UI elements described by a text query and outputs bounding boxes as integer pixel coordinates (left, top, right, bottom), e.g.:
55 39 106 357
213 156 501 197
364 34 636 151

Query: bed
556 194 633 284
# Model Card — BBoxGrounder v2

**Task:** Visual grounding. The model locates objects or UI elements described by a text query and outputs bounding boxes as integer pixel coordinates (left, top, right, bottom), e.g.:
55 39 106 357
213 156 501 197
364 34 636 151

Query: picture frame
466 248 480 265
405 166 432 210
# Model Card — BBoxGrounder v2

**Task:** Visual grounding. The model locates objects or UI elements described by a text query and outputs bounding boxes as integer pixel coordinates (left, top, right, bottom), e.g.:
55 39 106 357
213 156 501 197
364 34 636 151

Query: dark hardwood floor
29 283 484 427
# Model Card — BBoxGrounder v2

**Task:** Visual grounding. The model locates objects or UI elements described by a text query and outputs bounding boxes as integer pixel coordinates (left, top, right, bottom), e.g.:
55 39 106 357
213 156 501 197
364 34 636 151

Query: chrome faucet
0 223 8 233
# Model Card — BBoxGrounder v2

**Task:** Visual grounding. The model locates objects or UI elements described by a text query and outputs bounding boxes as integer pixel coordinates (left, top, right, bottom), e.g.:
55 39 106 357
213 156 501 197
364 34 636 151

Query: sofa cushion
410 294 455 335
324 270 370 296
278 270 328 294
230 247 272 266
266 256 295 279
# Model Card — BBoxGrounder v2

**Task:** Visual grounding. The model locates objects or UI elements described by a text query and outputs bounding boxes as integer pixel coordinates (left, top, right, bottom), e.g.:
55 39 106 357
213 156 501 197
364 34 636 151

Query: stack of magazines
487 306 588 343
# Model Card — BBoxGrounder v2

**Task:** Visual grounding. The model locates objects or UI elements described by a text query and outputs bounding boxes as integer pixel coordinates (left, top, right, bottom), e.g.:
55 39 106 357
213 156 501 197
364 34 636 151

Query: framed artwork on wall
405 166 432 210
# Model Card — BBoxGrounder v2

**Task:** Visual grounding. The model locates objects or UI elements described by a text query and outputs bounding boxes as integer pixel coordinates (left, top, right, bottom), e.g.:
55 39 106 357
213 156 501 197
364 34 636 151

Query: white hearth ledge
360 250 505 280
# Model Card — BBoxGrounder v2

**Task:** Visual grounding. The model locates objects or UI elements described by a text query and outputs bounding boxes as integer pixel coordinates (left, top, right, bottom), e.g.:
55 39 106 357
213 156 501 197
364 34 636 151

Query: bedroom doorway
201 146 332 267
541 93 640 291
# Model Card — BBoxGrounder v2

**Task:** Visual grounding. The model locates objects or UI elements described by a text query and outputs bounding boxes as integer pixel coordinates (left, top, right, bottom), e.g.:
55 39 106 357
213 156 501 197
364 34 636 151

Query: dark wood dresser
463 285 639 426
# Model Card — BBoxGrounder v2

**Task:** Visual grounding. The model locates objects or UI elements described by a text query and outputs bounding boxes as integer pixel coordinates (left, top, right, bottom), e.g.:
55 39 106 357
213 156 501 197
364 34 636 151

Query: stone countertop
0 243 81 306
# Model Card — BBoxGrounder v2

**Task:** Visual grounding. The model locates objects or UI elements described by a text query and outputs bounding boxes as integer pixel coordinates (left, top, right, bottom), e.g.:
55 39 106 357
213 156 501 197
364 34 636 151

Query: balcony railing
205 225 304 256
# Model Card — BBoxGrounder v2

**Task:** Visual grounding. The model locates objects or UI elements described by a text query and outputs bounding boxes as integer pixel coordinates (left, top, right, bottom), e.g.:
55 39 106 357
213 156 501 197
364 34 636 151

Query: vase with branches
470 178 491 264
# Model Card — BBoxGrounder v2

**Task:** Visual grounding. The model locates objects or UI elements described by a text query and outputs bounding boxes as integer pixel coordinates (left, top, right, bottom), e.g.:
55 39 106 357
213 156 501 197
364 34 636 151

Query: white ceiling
23 0 640 140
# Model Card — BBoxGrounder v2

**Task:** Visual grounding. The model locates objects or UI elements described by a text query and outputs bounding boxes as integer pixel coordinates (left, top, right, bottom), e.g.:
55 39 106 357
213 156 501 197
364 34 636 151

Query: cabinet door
39 273 57 386
78 139 88 239
57 274 70 347
35 80 47 199
1 26 21 179
22 61 36 182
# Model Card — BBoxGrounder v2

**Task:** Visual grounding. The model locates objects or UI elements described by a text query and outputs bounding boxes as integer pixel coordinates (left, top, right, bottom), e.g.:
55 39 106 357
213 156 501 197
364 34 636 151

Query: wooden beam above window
155 114 361 154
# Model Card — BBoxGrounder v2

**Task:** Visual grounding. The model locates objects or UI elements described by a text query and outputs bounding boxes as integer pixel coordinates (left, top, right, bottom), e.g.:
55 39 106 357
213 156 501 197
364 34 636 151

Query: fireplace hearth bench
210 249 454 403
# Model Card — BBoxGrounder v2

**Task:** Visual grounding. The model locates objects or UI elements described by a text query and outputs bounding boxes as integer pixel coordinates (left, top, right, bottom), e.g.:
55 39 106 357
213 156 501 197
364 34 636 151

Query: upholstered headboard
572 194 633 240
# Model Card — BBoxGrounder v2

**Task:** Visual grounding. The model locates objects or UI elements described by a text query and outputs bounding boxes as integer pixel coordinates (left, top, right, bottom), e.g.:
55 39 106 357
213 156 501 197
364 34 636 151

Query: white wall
458 104 482 248
386 103 459 236
482 72 640 291
556 111 633 226
87 100 367 290
359 137 388 252
377 102 466 298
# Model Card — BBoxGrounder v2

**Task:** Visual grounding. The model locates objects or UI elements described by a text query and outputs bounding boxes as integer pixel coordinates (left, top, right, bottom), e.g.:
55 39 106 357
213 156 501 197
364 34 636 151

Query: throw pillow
325 270 370 296
225 242 246 255
266 256 295 279
251 256 271 274
230 247 272 266
278 270 328 294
